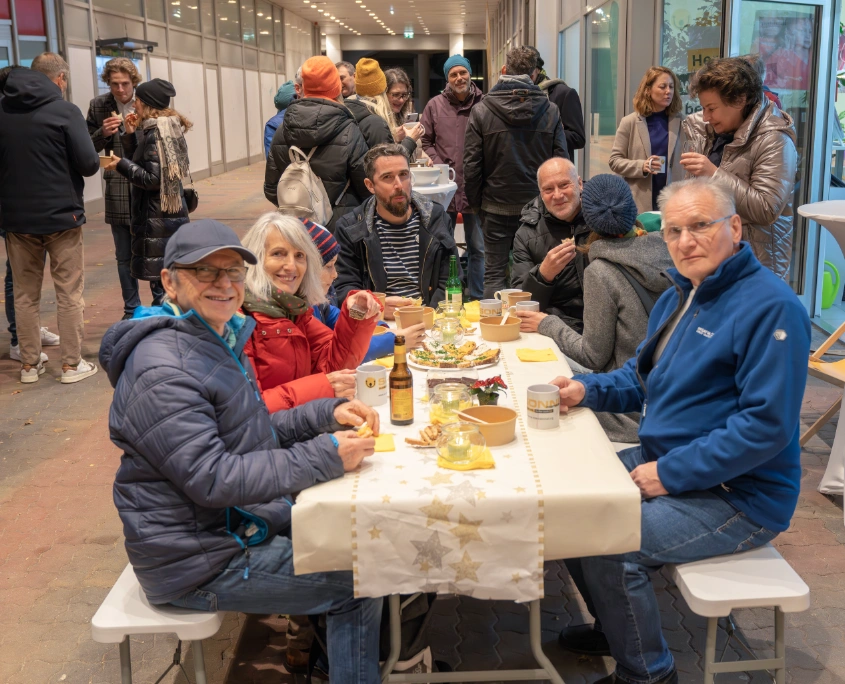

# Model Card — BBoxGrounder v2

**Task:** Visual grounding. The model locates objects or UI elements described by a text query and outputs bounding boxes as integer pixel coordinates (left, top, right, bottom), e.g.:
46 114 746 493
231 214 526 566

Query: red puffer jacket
244 293 377 412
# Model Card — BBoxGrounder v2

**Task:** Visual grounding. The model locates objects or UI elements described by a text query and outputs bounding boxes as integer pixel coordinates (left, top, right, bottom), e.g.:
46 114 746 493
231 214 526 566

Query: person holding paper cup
609 66 683 213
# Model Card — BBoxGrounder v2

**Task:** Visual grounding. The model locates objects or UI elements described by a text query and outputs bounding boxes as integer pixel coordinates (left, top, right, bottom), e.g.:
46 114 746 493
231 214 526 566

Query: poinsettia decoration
469 376 508 405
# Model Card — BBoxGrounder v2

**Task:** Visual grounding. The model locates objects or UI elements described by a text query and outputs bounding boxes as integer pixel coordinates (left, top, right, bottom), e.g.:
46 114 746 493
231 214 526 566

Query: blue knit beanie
274 80 296 111
443 54 472 79
580 174 639 237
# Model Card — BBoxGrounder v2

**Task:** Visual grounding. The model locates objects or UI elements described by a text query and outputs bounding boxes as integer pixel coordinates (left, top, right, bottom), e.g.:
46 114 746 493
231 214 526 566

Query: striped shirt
374 210 422 298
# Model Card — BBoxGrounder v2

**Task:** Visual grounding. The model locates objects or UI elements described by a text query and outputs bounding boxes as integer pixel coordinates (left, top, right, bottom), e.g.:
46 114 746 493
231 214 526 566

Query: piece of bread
357 424 373 438
404 437 429 446
111 110 123 122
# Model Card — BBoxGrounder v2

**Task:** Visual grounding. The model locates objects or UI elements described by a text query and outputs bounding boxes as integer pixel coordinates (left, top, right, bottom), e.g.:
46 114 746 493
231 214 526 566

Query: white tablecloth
291 332 642 575
412 182 458 210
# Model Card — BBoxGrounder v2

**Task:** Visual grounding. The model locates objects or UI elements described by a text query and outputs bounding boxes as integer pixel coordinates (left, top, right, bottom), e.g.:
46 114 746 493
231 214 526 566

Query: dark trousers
111 223 164 314
5 257 15 346
480 211 522 299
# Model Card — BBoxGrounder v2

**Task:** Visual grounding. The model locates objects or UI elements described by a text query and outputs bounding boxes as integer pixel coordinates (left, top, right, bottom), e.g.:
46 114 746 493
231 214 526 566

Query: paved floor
0 164 843 684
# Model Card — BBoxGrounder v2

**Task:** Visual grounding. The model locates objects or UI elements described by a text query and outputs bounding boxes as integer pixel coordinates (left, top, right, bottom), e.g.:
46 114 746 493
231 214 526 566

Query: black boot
558 623 611 656
593 669 678 684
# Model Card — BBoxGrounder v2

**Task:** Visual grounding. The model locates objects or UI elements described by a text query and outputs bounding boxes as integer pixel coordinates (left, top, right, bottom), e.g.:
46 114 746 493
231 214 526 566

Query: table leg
380 594 402 682
529 600 564 684
119 637 132 684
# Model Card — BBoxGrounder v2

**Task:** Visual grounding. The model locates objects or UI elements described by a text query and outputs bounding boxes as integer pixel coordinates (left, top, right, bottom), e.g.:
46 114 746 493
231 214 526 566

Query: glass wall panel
661 0 722 115
241 0 255 44
255 0 273 50
18 39 47 65
832 4 845 185
201 0 214 34
0 46 10 67
585 0 619 178
273 5 283 53
169 0 200 31
15 0 45 34
94 0 143 17
216 0 241 42
0 0 10 19
146 0 165 21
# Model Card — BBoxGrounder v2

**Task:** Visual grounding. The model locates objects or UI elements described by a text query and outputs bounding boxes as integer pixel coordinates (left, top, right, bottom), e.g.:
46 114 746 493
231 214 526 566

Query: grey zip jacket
682 99 797 279
99 305 347 604
538 232 673 442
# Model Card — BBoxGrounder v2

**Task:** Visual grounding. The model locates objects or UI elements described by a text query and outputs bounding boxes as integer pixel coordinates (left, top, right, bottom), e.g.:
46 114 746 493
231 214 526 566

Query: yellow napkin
460 316 474 329
516 348 558 362
410 297 423 307
437 446 495 471
373 355 394 368
463 300 481 322
374 434 395 452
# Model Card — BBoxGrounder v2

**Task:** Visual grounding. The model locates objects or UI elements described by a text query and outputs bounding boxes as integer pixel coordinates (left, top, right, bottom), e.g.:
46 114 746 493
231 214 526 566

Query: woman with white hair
242 213 381 413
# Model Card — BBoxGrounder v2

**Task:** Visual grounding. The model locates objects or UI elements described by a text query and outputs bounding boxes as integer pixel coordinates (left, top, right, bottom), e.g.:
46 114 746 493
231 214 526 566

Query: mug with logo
479 299 503 317
526 384 561 430
356 364 388 406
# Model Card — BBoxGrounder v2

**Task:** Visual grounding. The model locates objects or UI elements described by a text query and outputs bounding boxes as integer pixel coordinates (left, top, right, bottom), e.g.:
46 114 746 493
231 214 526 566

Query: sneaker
10 345 48 363
558 624 612 657
40 327 60 345
61 359 98 384
21 362 45 384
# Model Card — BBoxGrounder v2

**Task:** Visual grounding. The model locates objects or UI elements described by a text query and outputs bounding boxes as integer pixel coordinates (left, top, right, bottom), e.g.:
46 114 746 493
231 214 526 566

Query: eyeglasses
174 265 247 282
388 91 412 101
663 216 733 243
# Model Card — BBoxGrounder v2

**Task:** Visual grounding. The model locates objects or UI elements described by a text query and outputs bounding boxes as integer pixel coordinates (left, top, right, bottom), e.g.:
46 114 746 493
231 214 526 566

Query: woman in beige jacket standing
609 67 683 213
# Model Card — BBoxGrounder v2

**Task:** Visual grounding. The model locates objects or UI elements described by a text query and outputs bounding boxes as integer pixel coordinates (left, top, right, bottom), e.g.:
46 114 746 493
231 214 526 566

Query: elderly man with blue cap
420 54 486 300
99 219 384 683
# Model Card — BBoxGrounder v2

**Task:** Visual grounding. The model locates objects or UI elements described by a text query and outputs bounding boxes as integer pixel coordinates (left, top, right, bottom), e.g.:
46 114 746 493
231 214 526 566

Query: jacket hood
538 78 568 91
2 69 62 111
99 304 254 388
281 97 356 148
684 99 797 148
588 232 674 293
443 82 483 110
344 97 374 124
484 77 550 127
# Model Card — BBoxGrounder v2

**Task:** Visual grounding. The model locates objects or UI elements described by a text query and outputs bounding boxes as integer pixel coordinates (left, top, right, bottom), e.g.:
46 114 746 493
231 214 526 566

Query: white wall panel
260 71 278 128
149 56 170 81
68 46 102 202
245 70 263 158
171 60 210 173
206 69 223 164
221 67 248 163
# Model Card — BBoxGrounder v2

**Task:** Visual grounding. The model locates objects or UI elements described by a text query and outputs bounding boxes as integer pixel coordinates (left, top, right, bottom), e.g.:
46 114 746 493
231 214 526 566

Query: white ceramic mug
479 299 502 317
403 122 426 135
435 164 457 184
494 289 521 306
526 384 561 430
356 364 388 407
516 301 540 313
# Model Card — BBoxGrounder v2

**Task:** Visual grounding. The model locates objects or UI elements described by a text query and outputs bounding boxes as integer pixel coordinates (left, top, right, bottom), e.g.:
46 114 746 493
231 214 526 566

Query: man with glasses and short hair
549 178 810 684
100 219 383 683
86 57 162 319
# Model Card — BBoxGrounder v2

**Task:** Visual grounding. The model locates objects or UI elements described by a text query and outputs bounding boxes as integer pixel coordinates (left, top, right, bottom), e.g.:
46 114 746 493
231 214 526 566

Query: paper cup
507 292 532 306
526 384 561 430
373 292 386 321
396 305 424 328
356 364 388 406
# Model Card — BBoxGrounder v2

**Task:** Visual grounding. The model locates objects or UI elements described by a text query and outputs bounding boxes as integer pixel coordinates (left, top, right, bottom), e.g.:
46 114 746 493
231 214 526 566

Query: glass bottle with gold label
389 334 414 426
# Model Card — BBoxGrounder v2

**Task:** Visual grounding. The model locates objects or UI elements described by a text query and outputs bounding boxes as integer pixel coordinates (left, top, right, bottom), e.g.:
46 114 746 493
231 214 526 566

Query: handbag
184 169 199 213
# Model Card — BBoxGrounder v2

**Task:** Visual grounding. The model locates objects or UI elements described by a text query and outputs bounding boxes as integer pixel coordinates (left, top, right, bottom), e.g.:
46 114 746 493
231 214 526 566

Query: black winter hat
581 174 639 237
135 78 176 110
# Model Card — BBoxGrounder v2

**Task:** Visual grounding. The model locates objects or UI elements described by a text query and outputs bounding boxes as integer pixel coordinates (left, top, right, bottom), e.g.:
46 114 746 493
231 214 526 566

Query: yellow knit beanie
355 58 387 97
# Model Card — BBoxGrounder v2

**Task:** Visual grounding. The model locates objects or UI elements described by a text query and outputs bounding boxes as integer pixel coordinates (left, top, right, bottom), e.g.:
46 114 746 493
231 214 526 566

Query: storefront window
216 0 241 42
661 0 722 115
586 0 619 178
832 15 845 186
170 0 200 31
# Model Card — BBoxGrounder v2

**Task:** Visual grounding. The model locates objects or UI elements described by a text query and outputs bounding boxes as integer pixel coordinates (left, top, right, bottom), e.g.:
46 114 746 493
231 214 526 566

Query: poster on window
746 10 813 91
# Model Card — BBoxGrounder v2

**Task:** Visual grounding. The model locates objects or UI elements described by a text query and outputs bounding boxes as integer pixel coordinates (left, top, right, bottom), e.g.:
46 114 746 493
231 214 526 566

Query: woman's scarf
142 116 189 214
242 287 310 321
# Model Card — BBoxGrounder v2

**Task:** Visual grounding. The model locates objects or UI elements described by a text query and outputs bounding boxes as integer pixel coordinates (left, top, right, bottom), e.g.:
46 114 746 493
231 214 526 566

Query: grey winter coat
99 306 347 605
682 100 797 279
538 232 673 442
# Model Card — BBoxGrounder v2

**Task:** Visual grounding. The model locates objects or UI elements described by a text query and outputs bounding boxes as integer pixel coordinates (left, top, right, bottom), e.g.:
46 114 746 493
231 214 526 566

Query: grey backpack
276 145 333 224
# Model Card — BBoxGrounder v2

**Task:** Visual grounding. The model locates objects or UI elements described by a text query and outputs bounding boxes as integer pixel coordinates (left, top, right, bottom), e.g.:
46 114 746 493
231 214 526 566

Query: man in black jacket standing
463 46 568 298
526 47 585 163
0 53 100 385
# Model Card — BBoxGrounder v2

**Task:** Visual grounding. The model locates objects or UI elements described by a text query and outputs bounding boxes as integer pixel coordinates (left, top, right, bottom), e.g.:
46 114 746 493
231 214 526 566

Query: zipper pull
242 547 251 580
642 401 647 418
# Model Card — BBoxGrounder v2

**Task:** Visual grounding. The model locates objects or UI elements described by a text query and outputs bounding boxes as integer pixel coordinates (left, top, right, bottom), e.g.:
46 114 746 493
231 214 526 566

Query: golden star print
449 551 482 583
450 514 483 548
425 472 454 486
419 496 454 527
369 526 382 539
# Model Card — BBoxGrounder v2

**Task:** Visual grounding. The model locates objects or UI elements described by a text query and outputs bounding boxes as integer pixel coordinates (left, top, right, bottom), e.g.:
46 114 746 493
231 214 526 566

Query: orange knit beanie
301 56 342 100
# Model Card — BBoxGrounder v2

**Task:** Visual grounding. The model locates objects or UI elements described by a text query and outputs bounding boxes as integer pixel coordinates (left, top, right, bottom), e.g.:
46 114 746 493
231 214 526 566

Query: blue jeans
170 535 382 684
565 447 777 684
449 212 485 300
111 224 164 315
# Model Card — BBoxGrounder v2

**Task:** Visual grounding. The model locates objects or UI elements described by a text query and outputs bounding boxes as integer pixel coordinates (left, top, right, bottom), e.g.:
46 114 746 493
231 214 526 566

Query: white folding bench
670 543 810 684
91 564 223 684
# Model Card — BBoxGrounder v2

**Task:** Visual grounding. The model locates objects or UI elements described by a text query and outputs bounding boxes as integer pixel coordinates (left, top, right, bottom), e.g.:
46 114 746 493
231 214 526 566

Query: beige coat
682 100 797 279
608 111 683 214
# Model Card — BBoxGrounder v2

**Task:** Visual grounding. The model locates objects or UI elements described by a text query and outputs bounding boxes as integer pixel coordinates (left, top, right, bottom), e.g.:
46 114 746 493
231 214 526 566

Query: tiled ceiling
275 0 487 37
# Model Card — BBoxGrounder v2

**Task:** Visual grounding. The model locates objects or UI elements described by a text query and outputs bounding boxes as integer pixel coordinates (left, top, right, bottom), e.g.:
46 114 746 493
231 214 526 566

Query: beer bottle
446 255 462 306
389 335 414 426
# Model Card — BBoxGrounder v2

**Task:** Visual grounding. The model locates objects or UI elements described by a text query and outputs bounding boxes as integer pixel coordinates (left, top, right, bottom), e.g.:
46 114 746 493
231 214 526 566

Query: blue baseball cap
164 219 257 269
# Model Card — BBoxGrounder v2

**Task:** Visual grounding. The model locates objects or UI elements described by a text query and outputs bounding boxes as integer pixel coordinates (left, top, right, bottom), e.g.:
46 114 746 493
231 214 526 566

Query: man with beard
335 61 356 98
420 54 485 300
334 144 457 313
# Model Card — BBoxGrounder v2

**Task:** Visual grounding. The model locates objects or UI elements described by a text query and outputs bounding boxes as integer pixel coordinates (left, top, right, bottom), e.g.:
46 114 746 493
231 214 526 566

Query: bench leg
193 640 208 684
119 637 132 684
703 617 718 684
774 608 785 684
380 595 402 681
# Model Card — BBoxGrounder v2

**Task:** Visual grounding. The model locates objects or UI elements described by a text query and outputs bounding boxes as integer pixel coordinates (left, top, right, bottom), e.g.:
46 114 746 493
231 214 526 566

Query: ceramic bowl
411 167 441 186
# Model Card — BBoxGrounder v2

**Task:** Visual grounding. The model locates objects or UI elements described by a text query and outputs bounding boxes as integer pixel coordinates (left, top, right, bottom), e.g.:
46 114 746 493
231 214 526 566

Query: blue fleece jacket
312 303 395 362
576 243 810 533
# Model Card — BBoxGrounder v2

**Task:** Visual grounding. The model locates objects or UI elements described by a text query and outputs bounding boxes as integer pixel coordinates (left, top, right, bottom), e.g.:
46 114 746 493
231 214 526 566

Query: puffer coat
538 232 674 443
682 100 797 279
243 294 377 413
99 304 347 605
116 122 189 280
264 98 370 228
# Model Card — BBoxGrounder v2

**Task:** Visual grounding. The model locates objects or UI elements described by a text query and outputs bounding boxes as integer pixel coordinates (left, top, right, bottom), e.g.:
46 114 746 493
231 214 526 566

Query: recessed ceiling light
330 14 335 18
310 3 316 7
368 11 374 15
